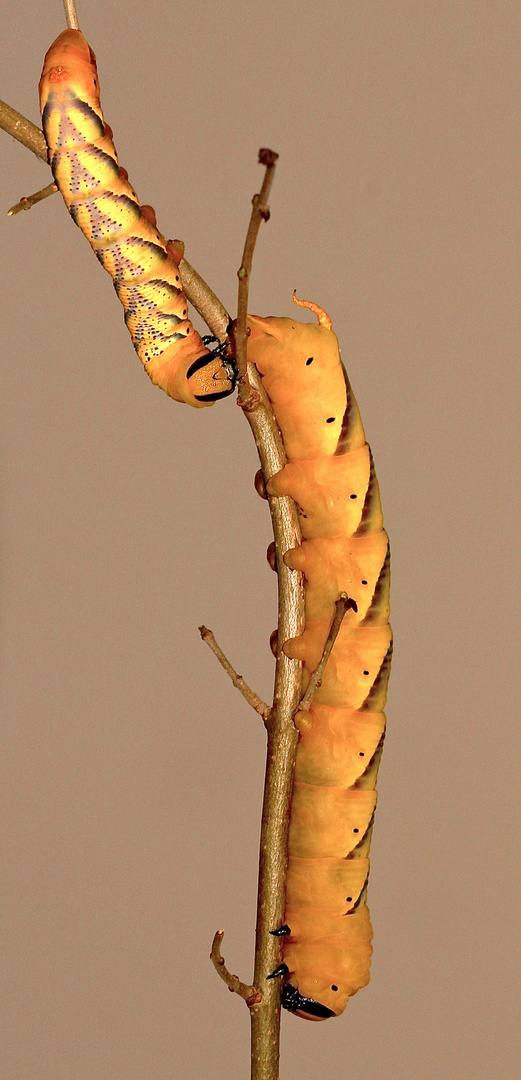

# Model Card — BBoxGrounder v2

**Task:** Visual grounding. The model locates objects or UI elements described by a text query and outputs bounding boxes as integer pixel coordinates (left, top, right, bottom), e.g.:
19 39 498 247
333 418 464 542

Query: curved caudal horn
292 290 332 330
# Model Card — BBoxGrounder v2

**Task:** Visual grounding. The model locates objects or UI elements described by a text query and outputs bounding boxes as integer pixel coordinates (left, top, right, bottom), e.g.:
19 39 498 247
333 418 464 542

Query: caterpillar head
247 295 348 460
247 293 338 384
145 336 236 407
281 932 371 1020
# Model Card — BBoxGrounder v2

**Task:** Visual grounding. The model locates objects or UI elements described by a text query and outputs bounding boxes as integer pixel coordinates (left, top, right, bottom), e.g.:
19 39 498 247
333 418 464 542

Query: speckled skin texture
248 308 391 1019
39 30 235 407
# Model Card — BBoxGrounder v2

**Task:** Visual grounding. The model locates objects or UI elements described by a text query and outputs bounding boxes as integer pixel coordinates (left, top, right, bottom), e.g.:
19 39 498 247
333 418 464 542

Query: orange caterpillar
39 30 235 407
249 294 391 1020
40 27 391 1024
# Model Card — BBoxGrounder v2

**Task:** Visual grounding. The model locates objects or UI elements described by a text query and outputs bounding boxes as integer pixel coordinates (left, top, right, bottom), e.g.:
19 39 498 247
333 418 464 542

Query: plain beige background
1 1 519 1078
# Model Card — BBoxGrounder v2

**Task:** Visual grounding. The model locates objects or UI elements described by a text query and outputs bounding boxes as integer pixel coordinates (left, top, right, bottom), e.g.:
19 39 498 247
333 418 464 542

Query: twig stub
210 931 262 1009
258 148 279 168
8 181 58 216
237 386 262 412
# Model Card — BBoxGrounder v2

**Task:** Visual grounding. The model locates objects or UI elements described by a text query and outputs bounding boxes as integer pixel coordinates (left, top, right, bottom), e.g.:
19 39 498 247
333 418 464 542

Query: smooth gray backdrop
1 2 519 1078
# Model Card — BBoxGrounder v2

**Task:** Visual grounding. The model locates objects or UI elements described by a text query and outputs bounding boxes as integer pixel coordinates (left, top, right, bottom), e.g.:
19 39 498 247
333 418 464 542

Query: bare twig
178 258 229 341
199 625 270 722
298 593 352 712
0 101 48 161
63 0 79 29
235 149 279 405
210 931 262 1008
7 181 57 216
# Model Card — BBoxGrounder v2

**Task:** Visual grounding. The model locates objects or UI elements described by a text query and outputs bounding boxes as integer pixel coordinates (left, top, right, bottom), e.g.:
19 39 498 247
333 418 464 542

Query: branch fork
210 931 262 1010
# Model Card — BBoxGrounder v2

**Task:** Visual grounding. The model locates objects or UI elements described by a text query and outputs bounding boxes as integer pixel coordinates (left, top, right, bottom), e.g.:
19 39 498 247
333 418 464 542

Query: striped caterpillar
248 295 391 1020
38 29 235 407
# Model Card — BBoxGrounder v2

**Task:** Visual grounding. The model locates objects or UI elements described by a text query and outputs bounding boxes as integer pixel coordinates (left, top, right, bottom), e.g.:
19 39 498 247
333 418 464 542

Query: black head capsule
266 963 289 980
269 924 291 937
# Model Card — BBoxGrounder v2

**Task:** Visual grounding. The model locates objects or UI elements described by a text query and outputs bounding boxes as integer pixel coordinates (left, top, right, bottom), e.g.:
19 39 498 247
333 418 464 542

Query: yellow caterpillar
249 294 391 1020
39 29 235 407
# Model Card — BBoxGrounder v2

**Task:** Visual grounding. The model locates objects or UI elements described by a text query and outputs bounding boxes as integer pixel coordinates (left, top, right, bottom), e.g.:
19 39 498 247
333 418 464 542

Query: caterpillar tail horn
292 290 332 330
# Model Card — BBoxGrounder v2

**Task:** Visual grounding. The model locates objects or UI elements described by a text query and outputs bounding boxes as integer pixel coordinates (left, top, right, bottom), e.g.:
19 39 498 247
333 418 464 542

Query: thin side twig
178 258 229 341
235 148 279 405
8 181 57 216
298 593 352 712
210 931 262 1008
199 626 270 722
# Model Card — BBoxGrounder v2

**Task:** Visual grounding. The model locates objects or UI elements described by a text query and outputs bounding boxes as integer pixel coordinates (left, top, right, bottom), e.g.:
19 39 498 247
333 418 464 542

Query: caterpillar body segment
247 298 391 1020
247 314 365 460
39 30 235 407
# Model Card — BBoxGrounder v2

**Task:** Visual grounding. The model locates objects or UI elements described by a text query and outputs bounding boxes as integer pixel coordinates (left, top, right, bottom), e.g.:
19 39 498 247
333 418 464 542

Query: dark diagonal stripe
361 541 391 624
359 640 393 711
352 731 386 790
70 95 106 134
346 807 376 857
334 364 355 455
353 446 378 536
346 872 370 913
